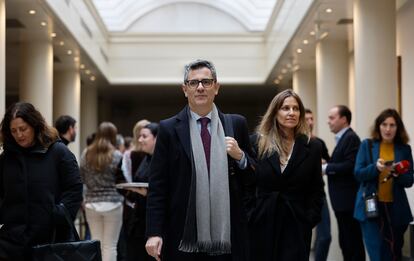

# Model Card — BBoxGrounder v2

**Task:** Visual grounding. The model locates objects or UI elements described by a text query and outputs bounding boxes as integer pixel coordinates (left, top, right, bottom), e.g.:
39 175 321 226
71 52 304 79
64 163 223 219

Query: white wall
397 0 414 217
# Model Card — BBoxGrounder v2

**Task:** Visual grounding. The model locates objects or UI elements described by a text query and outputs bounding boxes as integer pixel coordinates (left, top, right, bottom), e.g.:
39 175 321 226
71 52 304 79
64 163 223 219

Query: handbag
32 204 102 261
363 139 379 219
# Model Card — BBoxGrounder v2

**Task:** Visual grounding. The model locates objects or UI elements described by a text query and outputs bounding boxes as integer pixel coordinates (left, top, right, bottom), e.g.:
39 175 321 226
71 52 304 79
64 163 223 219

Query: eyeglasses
185 79 215 89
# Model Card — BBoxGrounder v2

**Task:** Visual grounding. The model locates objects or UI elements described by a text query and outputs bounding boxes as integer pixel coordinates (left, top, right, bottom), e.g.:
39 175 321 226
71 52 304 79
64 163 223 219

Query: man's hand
146 236 163 261
225 137 243 161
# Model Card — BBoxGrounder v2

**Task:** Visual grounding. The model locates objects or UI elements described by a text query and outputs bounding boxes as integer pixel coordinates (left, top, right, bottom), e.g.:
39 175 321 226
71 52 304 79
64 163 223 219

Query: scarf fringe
178 240 231 255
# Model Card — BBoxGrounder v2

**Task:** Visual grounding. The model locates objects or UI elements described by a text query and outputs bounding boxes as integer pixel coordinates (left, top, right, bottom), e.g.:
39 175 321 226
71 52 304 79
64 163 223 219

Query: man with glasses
145 59 254 261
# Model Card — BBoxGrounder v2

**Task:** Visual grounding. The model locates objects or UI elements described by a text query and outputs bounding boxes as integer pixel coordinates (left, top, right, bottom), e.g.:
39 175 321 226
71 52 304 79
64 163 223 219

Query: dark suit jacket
146 106 255 261
250 135 324 260
326 128 361 212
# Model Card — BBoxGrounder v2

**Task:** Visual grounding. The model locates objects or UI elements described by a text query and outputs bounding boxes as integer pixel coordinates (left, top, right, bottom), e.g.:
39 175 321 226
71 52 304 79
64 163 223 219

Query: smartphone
384 160 394 166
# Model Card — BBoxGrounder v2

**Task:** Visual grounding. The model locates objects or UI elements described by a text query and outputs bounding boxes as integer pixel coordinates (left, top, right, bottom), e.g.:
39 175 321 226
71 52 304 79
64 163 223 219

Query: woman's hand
126 187 148 196
376 158 392 173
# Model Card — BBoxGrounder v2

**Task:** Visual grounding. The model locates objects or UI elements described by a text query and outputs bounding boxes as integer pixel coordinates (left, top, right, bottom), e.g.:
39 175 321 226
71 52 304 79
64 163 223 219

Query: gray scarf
178 104 231 254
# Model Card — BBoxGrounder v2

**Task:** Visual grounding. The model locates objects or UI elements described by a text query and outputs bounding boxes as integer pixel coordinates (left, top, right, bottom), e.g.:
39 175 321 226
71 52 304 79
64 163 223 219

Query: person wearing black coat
0 102 83 261
250 90 324 260
145 60 255 261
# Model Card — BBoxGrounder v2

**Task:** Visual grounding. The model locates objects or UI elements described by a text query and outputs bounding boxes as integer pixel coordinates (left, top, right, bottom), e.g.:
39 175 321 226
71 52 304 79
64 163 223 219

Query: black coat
249 135 324 261
326 128 361 212
0 141 83 260
146 106 255 261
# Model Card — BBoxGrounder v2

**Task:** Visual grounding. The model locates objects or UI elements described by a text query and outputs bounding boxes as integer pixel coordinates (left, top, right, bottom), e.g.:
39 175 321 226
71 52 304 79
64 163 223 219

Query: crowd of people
0 59 412 261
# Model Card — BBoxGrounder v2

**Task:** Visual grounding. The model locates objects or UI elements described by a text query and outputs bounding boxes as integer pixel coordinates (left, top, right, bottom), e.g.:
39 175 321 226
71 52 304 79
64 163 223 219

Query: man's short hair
305 108 312 114
183 59 217 83
336 105 352 124
55 115 76 135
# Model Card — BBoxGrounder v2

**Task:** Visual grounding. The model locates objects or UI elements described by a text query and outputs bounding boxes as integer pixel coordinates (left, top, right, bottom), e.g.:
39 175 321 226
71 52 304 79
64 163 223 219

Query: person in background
145 59 255 261
250 90 324 260
0 102 83 261
54 115 77 146
305 108 331 261
80 122 124 261
354 109 413 261
323 105 365 261
118 119 150 261
116 134 126 154
123 136 132 152
121 123 159 261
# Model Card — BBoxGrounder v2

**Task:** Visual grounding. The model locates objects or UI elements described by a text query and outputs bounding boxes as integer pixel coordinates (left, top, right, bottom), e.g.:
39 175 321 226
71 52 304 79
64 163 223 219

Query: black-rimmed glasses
185 79 215 89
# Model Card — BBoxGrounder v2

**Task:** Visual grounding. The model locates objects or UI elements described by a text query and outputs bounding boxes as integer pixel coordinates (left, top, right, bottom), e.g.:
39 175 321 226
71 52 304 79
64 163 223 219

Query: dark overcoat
250 135 324 260
146 106 255 261
0 141 83 260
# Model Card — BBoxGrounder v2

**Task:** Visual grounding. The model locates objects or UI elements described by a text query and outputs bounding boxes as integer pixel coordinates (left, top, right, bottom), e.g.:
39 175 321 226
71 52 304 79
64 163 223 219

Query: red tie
199 117 211 172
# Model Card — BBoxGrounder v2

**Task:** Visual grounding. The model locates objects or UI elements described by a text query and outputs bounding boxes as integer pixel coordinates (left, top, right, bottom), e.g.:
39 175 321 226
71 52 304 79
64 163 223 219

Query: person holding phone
354 108 413 261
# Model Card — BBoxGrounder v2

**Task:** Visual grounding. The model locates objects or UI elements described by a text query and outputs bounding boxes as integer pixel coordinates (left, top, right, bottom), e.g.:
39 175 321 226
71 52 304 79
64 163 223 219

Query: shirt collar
335 127 350 144
189 110 212 121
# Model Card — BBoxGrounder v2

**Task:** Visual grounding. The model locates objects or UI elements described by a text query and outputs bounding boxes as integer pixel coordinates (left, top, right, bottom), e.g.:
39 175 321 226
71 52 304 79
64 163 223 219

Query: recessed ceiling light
74 57 79 62
277 75 283 80
274 79 280 85
296 48 303 54
85 70 91 75
310 31 315 36
40 21 47 27
281 69 287 74
303 39 309 45
67 50 72 55
29 10 36 15
50 33 57 38
59 41 64 46
90 76 96 81
80 64 85 69
326 8 333 13
286 63 292 68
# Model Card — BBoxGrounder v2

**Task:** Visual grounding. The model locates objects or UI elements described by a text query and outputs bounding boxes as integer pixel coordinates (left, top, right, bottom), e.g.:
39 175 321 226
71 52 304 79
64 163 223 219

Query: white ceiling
91 0 278 32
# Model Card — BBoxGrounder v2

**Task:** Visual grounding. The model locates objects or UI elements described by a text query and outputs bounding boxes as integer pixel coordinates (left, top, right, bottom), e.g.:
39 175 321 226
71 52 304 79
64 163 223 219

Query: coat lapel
175 106 192 160
266 152 282 176
282 135 309 176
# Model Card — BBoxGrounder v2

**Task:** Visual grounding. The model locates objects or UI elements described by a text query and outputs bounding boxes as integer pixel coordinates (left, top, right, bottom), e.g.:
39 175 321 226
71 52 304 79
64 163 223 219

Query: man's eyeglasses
185 79 215 89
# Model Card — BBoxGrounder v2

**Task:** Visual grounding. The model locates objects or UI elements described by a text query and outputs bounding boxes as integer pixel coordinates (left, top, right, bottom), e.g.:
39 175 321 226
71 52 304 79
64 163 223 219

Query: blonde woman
250 89 324 260
80 122 123 261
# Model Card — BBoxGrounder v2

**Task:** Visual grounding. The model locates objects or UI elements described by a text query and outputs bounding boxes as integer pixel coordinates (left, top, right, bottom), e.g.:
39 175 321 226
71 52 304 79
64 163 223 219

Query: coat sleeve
326 133 361 176
306 140 325 227
394 145 414 188
146 121 170 237
354 139 379 183
233 115 256 219
54 144 83 222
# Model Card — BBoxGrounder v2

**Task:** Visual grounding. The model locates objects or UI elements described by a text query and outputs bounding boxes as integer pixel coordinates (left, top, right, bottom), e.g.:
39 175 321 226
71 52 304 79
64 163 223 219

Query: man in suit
145 59 254 261
322 105 365 261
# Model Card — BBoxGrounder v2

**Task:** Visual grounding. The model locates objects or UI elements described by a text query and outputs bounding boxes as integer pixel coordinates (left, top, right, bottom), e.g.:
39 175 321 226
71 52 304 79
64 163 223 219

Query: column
354 0 397 138
54 70 81 158
293 69 316 112
19 41 54 124
80 83 98 152
316 39 349 152
0 0 5 116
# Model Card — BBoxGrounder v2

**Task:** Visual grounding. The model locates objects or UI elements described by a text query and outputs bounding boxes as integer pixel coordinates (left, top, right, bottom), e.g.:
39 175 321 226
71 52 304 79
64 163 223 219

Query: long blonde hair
256 89 309 159
85 122 117 171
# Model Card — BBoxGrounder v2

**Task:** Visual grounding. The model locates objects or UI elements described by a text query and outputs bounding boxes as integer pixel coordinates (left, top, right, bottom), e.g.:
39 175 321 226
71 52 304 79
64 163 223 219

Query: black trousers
334 210 366 261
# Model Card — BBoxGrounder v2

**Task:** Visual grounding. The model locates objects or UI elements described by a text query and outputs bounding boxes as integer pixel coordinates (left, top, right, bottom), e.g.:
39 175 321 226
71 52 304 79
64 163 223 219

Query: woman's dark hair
0 102 58 148
371 108 409 144
144 122 159 137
